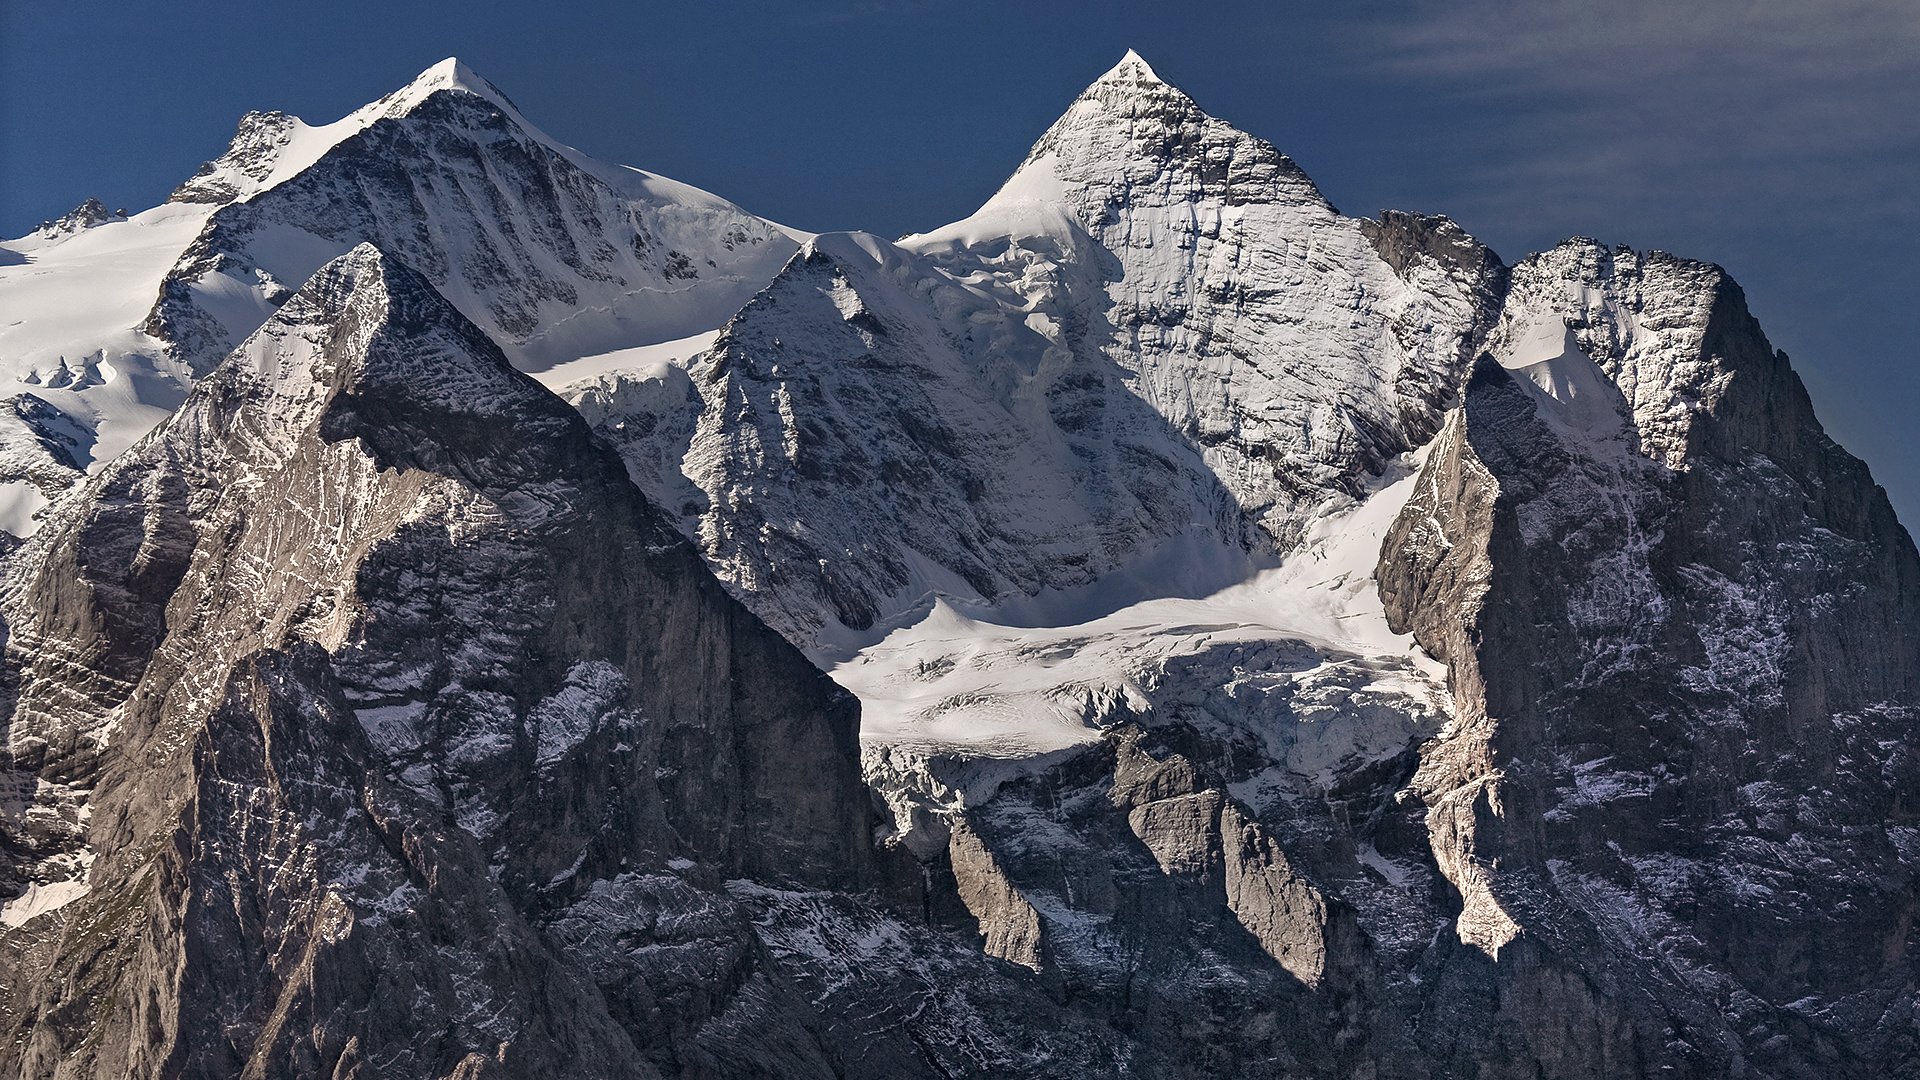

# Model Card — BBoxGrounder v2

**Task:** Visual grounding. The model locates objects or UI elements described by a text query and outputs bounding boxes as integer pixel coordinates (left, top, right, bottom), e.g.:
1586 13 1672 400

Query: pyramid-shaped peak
410 57 506 101
254 243 499 378
222 240 541 445
360 56 525 125
1072 49 1201 115
949 45 1331 249
1102 49 1167 85
289 242 498 362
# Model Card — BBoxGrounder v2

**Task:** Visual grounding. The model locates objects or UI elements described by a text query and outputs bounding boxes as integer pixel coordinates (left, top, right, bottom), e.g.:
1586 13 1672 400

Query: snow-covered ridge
145 56 804 377
169 58 544 209
0 199 212 534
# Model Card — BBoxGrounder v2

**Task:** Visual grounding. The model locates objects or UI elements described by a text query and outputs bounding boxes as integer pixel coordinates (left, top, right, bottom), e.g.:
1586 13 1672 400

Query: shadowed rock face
0 244 872 1078
1377 242 1920 1078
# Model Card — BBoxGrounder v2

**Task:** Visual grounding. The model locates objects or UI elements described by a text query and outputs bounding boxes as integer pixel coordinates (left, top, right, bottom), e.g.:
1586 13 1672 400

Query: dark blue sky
6 0 1915 528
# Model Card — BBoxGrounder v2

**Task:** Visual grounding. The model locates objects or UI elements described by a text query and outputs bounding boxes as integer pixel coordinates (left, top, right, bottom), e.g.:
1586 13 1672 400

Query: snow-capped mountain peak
1100 48 1170 87
169 58 543 210
362 56 518 123
888 53 1503 568
578 57 1506 797
146 56 803 376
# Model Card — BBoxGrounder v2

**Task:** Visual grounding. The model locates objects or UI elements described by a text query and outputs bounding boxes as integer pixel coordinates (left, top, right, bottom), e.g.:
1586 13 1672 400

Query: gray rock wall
1376 246 1920 1077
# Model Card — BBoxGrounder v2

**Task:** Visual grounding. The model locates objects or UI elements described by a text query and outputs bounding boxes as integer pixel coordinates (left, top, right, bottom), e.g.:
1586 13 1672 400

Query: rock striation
1376 240 1920 1076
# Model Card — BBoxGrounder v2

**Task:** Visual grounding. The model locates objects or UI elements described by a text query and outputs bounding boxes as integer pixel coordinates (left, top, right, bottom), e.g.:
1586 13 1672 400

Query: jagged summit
917 48 1331 251
29 198 125 240
366 56 522 123
169 57 548 209
0 57 805 551
1027 48 1213 166
878 50 1496 570
1100 48 1168 86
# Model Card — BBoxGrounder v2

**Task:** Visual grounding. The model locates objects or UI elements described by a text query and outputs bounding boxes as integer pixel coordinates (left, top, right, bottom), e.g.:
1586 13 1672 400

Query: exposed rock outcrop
28 198 127 241
1377 241 1920 1077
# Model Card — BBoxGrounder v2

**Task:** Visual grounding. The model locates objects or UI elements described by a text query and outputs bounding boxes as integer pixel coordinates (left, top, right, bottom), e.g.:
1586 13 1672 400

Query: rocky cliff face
585 226 1264 646
0 245 872 1078
750 239 1920 1080
1376 240 1920 1076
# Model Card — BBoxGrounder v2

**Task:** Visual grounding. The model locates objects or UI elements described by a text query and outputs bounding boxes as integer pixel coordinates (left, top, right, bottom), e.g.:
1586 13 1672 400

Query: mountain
0 245 871 1077
1374 240 1920 1073
146 59 802 377
0 51 1916 1080
578 52 1503 650
0 58 800 537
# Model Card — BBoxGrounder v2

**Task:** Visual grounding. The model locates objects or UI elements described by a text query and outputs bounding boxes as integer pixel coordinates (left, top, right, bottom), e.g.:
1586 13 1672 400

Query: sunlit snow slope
848 448 1451 853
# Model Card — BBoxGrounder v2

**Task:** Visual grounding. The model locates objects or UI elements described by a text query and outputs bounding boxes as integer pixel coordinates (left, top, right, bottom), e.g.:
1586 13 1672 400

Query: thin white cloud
1356 0 1920 240
1383 0 1920 86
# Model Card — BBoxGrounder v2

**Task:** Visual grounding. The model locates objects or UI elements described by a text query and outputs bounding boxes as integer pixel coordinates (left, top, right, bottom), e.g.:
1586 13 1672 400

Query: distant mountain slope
0 58 798 537
145 58 803 377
